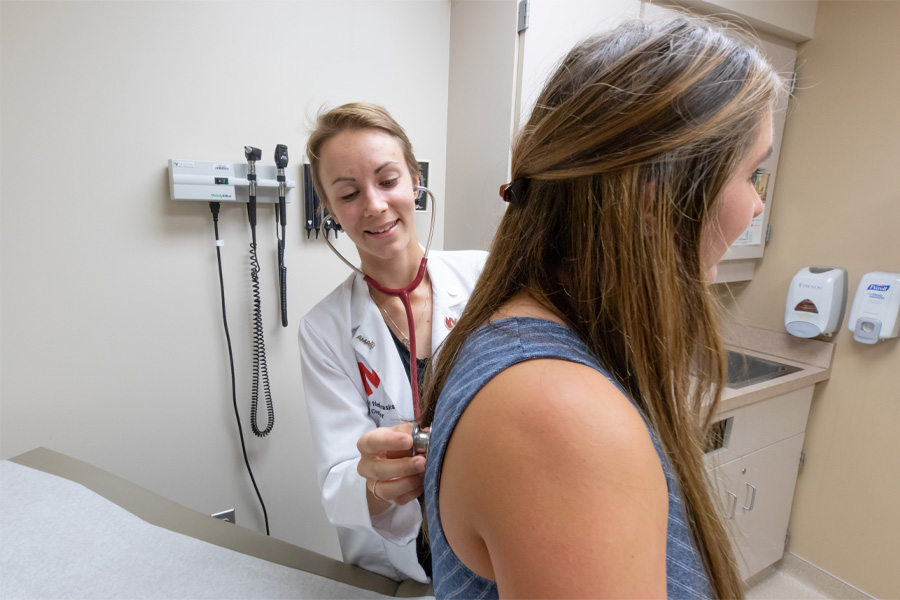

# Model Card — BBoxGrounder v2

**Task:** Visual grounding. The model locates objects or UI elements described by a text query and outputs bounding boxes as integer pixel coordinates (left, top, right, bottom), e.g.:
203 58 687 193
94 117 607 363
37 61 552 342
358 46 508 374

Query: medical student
298 103 486 583
421 18 784 599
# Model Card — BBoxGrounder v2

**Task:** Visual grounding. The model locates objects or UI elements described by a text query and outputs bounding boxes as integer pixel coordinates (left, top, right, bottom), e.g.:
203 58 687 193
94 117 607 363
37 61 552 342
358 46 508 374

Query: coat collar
426 252 470 347
349 250 469 340
347 251 472 419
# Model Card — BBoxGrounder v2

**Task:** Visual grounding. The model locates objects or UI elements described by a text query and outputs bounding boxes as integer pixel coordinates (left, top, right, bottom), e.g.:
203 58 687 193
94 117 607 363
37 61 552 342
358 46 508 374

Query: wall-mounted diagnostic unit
167 147 299 537
168 159 296 204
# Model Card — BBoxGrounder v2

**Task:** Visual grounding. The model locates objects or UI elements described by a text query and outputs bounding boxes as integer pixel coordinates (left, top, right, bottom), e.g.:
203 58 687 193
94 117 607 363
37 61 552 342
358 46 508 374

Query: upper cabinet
666 0 818 42
718 35 798 283
646 3 803 283
516 0 643 127
444 0 817 266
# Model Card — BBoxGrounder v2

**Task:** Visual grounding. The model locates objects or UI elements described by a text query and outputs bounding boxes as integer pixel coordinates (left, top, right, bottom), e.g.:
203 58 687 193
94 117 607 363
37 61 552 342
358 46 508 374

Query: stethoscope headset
322 184 436 458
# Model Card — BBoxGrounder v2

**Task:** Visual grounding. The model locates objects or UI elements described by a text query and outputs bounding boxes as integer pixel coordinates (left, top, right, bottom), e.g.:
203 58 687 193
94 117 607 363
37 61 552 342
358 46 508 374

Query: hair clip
499 178 529 204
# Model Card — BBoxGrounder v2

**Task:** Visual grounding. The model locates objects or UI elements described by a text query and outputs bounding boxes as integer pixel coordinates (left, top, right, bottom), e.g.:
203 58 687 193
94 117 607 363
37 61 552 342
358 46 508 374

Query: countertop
719 321 835 414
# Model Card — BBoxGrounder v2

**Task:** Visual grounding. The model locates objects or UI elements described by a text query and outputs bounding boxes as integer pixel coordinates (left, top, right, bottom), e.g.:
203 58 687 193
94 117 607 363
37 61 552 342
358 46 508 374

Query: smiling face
318 128 420 268
701 113 774 281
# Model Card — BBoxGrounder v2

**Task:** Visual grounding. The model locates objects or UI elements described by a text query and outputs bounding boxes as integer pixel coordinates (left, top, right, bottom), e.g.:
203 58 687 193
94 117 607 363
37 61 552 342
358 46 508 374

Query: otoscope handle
280 269 288 326
273 144 289 327
279 240 288 327
244 145 261 228
247 199 257 228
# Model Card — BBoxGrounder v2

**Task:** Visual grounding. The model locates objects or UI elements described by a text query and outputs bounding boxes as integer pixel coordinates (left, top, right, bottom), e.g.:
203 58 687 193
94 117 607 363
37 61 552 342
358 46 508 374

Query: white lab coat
298 249 488 582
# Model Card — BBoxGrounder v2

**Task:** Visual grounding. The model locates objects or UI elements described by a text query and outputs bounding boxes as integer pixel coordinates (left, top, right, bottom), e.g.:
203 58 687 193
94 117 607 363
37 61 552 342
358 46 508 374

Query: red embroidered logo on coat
445 317 457 330
357 362 381 396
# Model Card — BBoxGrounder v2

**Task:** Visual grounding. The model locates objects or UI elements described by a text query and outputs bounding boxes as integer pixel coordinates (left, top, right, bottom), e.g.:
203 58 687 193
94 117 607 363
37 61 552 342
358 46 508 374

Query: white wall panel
0 0 451 560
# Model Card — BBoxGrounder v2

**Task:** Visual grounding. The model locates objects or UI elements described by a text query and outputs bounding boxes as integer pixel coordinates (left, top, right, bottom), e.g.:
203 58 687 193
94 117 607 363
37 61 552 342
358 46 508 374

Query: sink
726 351 802 389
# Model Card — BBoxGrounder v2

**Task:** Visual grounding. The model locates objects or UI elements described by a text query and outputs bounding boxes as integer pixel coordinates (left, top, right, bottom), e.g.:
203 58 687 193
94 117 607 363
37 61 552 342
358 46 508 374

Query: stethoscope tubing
322 186 437 421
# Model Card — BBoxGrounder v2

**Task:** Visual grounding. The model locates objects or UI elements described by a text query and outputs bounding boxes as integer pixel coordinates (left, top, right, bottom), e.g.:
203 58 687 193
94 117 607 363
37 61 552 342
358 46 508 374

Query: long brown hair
422 18 786 598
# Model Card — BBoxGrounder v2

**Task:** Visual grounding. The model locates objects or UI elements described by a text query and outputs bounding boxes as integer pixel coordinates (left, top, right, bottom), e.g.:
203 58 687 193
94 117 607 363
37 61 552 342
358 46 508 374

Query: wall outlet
212 509 235 524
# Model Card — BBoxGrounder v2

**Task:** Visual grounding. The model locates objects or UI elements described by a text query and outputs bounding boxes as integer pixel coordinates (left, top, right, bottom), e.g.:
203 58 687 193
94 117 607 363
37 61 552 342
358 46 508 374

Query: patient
421 17 784 599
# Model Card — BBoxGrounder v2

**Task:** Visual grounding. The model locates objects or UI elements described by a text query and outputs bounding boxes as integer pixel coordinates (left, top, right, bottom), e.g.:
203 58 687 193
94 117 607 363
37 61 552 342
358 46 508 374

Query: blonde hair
422 18 786 598
306 102 419 209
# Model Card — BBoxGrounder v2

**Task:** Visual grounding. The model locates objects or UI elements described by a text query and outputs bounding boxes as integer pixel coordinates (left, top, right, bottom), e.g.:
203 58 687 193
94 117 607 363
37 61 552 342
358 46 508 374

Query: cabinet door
707 457 745 566
736 433 806 578
706 432 806 581
645 2 798 282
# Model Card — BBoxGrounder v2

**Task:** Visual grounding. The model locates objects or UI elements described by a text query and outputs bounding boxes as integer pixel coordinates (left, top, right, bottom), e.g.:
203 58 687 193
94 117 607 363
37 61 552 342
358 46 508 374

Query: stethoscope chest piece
410 423 430 460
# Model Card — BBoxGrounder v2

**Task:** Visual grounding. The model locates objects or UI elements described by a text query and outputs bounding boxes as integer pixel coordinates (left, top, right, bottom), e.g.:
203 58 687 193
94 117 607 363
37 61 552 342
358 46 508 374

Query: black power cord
209 201 270 536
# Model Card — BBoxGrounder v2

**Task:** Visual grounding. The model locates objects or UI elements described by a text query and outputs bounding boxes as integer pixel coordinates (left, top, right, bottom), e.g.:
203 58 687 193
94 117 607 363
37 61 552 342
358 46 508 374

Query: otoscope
274 144 289 327
244 145 275 438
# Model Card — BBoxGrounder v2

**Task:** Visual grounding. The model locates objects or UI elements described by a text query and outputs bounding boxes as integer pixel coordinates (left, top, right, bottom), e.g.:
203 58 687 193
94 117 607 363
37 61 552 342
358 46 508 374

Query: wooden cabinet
705 387 813 580
646 3 800 283
669 0 818 42
710 433 805 580
445 1 813 258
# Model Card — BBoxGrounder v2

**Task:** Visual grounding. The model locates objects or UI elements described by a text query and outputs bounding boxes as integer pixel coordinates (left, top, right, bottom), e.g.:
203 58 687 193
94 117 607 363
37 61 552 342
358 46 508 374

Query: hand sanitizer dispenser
785 266 848 338
847 271 900 344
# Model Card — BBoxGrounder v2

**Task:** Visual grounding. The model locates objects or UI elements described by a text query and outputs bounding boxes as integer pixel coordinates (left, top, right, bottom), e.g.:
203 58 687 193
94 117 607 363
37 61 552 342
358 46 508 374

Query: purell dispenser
785 267 848 338
847 272 900 344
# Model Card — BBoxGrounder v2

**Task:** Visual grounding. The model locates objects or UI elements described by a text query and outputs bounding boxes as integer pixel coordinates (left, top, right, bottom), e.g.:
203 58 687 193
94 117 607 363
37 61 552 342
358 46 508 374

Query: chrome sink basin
726 351 802 389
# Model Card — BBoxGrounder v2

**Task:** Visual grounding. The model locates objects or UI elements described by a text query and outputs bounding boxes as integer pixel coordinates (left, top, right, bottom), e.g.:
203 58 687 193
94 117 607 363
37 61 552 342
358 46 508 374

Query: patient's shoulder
439 358 668 593
470 358 651 459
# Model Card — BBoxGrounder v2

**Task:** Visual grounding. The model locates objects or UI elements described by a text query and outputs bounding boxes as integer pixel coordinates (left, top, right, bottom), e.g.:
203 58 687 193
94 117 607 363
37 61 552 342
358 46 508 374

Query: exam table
1 448 433 599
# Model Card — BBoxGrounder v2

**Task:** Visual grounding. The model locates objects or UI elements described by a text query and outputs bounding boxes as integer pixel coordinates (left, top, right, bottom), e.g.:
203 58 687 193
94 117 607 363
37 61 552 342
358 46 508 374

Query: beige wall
719 2 900 597
0 0 451 560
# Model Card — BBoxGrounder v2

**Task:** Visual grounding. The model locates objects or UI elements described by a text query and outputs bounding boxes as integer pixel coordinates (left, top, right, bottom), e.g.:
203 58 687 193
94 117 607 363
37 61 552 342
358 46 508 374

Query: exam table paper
0 460 423 599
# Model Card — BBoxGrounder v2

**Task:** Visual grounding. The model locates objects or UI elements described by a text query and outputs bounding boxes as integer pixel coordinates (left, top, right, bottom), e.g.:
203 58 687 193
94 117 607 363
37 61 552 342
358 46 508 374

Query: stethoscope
323 185 437 448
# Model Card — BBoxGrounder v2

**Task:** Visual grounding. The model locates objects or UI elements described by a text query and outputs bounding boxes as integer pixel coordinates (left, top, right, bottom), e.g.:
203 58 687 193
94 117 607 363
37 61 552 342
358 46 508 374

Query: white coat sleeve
298 316 425 582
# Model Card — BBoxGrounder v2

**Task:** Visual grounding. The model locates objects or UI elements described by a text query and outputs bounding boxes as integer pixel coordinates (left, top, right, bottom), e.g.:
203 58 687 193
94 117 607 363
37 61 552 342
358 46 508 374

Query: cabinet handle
725 491 738 519
741 483 757 511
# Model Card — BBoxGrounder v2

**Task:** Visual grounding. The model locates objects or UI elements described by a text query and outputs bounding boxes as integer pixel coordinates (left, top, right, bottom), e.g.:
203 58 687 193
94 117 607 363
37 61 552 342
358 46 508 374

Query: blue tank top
424 317 713 599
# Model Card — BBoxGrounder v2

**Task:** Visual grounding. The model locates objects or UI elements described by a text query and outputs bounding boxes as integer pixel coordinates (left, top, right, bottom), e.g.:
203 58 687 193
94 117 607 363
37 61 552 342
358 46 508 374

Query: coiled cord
209 202 270 535
248 230 275 438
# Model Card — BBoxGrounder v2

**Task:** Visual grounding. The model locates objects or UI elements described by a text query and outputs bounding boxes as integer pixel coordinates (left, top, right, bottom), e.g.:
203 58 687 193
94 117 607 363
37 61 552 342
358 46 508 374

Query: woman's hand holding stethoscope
357 423 427 514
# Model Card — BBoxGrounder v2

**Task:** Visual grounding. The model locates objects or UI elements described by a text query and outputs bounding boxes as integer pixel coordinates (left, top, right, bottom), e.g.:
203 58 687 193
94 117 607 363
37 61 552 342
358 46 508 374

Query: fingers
358 424 427 509
372 472 425 506
357 422 414 458
361 451 426 483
